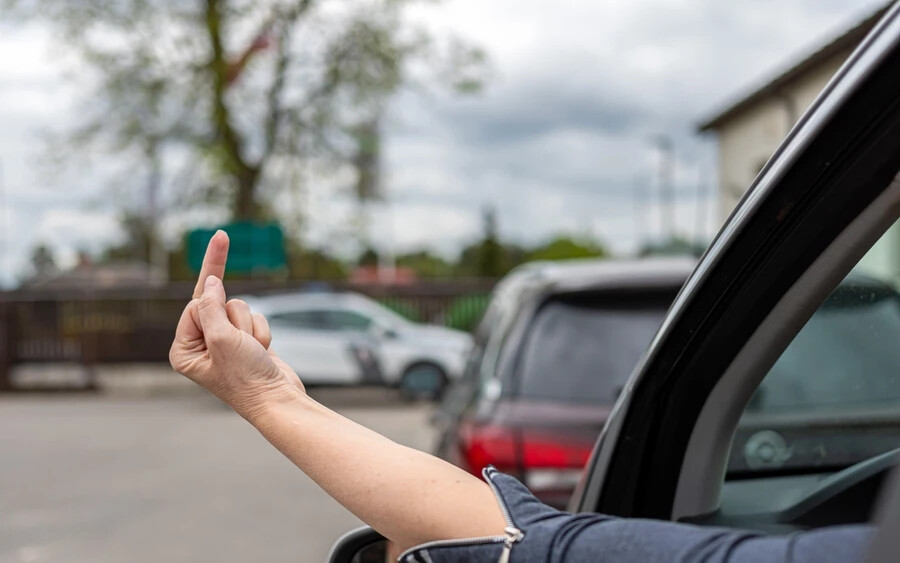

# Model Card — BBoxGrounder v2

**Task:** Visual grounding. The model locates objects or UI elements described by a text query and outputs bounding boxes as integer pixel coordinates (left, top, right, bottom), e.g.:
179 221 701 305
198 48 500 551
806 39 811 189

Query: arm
251 392 504 550
169 232 505 552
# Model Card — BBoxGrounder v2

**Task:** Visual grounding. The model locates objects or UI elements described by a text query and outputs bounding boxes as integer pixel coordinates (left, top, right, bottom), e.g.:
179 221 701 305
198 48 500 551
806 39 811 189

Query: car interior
673 176 900 532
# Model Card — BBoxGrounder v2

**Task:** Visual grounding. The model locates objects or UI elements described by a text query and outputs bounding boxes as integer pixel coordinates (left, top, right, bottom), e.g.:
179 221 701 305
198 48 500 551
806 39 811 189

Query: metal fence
0 280 496 391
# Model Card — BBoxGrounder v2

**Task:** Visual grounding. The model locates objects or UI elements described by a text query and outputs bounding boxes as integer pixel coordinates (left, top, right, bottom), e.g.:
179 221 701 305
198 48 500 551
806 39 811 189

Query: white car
240 291 473 397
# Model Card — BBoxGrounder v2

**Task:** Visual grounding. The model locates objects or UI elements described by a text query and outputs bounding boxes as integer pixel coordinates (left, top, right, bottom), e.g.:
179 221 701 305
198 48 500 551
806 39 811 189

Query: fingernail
205 275 219 289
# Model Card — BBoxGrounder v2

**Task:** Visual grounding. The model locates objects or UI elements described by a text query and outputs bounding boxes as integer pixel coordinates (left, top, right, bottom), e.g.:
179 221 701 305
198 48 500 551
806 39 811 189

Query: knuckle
206 328 232 348
198 296 222 316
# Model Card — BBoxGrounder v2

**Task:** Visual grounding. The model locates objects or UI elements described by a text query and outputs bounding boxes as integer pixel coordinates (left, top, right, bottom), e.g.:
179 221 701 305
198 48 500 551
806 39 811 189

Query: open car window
721 223 900 515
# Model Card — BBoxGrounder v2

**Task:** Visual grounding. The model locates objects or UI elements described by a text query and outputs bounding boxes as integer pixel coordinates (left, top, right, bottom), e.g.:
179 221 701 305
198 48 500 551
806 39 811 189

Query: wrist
236 381 309 424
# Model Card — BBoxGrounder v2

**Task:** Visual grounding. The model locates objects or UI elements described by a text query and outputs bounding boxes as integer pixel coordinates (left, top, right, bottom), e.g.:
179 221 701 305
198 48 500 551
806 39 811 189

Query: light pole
654 135 675 242
632 173 646 256
0 158 6 289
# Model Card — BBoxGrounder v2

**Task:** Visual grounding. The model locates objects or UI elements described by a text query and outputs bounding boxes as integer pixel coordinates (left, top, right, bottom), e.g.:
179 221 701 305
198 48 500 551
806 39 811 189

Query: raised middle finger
192 230 230 299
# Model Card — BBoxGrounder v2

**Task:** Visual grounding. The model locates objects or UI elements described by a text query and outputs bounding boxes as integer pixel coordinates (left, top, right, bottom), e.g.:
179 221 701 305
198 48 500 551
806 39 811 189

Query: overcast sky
0 0 889 286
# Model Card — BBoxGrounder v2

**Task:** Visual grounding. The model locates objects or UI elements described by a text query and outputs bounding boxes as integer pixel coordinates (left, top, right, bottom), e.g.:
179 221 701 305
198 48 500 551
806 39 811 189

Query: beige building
698 5 899 282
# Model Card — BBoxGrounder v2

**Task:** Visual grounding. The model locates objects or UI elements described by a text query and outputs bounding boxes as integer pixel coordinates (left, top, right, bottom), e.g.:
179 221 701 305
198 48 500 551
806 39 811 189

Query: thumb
197 275 235 346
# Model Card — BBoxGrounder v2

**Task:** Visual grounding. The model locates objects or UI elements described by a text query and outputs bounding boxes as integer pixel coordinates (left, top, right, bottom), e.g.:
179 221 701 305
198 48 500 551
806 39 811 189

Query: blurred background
0 0 893 561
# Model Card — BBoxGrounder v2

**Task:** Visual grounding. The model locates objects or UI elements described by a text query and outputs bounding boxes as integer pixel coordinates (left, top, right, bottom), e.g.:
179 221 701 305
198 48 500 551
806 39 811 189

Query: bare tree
5 0 487 224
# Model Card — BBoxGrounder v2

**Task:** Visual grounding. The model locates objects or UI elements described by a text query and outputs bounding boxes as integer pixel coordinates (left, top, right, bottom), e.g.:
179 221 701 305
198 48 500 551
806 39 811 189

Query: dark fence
0 280 496 391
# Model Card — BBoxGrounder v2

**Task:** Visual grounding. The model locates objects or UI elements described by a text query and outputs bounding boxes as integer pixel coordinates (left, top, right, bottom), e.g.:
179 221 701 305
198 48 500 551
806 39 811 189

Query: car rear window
515 293 672 404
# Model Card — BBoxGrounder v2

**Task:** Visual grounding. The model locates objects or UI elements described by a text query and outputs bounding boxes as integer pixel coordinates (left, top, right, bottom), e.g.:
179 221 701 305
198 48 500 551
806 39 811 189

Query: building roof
697 4 889 132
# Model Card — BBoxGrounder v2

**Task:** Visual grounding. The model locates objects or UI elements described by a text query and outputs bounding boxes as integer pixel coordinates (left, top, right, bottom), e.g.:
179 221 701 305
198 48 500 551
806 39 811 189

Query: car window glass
515 295 671 404
476 297 528 400
325 310 373 331
726 224 900 481
267 310 326 329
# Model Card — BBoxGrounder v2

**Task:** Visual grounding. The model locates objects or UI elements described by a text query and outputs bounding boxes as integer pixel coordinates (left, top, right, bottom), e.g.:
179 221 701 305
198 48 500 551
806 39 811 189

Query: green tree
527 235 607 262
456 206 521 277
396 250 453 278
288 247 346 280
357 247 380 268
6 0 488 222
638 236 706 258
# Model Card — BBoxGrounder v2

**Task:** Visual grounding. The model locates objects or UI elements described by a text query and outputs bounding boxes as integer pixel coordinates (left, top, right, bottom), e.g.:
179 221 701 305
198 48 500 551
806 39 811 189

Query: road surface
0 388 437 563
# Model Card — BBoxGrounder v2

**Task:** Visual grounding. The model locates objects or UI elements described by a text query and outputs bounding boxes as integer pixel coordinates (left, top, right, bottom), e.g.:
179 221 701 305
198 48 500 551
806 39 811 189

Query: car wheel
399 363 447 402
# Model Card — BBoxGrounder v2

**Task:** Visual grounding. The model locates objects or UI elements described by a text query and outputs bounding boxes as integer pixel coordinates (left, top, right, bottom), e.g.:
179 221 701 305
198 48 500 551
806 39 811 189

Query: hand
169 231 305 419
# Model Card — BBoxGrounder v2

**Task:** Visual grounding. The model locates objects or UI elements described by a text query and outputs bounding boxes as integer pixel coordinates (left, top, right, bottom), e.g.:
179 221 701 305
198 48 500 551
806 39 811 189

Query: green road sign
187 222 286 274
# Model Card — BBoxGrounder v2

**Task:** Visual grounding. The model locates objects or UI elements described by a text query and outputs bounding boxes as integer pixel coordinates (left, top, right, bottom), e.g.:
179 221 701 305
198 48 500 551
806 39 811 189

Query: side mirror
328 526 389 563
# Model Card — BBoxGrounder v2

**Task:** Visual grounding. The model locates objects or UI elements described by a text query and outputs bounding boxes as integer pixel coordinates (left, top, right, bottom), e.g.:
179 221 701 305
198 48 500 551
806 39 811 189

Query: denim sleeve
399 467 874 563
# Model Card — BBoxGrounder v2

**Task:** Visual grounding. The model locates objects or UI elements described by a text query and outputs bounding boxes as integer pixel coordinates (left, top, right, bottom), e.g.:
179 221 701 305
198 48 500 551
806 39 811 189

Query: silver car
241 291 473 397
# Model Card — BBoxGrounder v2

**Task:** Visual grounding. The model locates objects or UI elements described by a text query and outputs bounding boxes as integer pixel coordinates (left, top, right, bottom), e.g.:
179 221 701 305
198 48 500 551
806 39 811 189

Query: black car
432 258 695 508
331 4 900 560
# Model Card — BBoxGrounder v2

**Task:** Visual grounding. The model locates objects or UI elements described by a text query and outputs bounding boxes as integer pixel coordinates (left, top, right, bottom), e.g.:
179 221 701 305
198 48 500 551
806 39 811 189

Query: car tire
399 363 448 402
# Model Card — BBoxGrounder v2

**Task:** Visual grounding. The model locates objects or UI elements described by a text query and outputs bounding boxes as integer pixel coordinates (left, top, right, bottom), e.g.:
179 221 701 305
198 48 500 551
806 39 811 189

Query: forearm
248 391 505 551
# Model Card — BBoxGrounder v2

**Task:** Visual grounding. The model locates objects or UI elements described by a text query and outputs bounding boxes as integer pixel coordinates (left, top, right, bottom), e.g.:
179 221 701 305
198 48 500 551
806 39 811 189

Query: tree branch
260 0 315 170
205 0 256 180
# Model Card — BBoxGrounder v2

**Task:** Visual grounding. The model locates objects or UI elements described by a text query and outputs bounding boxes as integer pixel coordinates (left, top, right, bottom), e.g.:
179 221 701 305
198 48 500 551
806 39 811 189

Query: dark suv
432 258 695 508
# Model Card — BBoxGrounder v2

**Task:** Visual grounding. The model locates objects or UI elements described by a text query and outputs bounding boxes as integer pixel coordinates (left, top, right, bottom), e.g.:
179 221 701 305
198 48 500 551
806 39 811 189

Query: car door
322 308 385 384
267 308 363 385
573 1 900 531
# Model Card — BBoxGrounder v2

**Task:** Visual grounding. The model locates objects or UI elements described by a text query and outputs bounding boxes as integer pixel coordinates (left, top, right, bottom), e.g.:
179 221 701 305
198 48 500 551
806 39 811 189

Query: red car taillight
458 422 593 496
521 434 592 468
458 423 518 473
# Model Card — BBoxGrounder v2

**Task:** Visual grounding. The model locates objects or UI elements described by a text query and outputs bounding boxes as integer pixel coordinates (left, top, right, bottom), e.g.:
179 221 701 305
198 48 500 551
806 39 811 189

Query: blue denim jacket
398 467 874 563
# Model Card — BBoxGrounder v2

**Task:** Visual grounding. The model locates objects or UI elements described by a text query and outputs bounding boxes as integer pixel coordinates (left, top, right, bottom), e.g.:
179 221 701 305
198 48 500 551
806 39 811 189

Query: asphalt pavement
0 387 437 563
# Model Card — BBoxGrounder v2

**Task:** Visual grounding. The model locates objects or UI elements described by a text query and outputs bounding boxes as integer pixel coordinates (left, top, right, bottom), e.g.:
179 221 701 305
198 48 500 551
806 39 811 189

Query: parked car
330 5 900 560
241 291 472 397
432 257 695 508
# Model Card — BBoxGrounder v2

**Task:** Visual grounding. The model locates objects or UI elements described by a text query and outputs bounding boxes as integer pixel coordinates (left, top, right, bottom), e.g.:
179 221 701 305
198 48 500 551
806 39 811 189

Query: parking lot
0 387 436 563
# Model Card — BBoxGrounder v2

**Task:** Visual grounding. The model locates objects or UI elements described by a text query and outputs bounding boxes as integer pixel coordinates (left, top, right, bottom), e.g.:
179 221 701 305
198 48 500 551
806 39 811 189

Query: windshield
729 274 900 477
747 280 900 414
515 294 671 404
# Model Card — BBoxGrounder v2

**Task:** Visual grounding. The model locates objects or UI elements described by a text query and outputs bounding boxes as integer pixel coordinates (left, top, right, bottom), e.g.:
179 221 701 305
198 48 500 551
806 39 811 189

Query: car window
356 297 412 328
748 280 900 413
514 294 671 404
325 310 373 331
724 224 900 488
268 310 327 330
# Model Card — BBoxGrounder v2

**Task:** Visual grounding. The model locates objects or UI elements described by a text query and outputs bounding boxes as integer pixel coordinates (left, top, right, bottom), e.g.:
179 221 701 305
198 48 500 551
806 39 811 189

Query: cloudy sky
0 0 888 286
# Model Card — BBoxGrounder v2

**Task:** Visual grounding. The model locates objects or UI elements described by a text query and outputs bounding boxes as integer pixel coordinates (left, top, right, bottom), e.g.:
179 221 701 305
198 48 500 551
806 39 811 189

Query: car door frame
574 2 900 521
